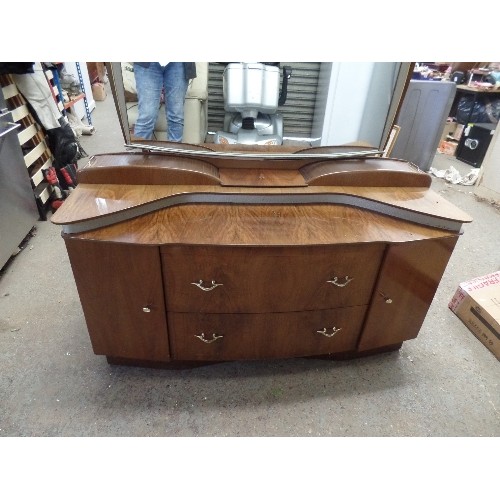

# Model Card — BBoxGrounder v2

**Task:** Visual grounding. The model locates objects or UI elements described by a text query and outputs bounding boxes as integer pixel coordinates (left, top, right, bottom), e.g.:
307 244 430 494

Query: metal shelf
75 62 92 125
63 92 86 109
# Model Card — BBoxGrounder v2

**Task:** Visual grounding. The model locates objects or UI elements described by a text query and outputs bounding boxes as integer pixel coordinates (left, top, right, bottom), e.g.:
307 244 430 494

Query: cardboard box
449 272 500 360
91 82 107 101
87 62 106 83
440 122 457 142
438 139 458 155
452 123 465 141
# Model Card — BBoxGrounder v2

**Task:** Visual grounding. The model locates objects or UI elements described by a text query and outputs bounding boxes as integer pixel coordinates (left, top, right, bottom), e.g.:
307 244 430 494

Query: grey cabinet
0 91 39 270
391 80 456 171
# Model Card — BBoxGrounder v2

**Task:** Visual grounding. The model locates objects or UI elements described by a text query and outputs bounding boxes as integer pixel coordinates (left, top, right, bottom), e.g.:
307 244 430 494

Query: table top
51 149 473 237
456 84 500 94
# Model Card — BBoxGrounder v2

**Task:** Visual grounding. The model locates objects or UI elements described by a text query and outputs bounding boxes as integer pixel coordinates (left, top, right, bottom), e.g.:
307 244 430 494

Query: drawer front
169 306 367 360
162 245 384 313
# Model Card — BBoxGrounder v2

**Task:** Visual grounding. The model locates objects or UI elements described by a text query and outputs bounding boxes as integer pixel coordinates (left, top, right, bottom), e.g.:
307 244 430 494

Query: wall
312 62 401 148
474 126 500 204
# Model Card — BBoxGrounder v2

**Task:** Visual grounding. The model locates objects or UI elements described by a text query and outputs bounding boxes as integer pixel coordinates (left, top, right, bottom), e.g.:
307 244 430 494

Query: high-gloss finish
219 168 307 186
161 245 385 313
301 158 431 187
76 151 430 186
51 152 472 230
53 147 472 367
168 306 368 360
68 204 456 246
64 239 170 362
358 236 459 350
77 153 220 185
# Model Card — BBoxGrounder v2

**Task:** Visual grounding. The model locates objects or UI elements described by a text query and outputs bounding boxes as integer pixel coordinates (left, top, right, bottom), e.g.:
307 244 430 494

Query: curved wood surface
52 149 472 236
51 182 472 233
78 153 220 185
301 158 431 187
77 153 429 188
57 147 473 366
64 203 459 246
168 306 368 360
161 244 385 313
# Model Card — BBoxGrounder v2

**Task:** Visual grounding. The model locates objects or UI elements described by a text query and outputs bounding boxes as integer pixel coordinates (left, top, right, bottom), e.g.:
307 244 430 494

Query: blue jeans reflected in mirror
133 62 188 142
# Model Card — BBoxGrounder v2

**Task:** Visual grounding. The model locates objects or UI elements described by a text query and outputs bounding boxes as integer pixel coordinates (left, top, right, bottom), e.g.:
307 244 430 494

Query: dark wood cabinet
53 145 472 368
65 239 170 361
169 307 367 360
161 244 385 313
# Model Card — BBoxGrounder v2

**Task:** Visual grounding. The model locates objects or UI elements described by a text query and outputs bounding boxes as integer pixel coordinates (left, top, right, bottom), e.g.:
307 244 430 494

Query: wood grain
64 239 170 362
53 148 472 367
78 153 220 185
66 204 457 246
301 158 431 187
50 184 472 229
357 236 459 350
219 168 307 186
169 306 367 360
161 244 385 313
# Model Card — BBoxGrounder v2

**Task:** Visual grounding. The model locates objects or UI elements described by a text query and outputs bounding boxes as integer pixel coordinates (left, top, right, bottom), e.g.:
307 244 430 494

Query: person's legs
12 62 62 130
133 63 163 139
163 63 189 142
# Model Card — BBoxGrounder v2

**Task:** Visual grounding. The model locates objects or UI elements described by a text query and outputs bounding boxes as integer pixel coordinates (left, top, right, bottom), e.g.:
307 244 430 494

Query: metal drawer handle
316 327 342 337
195 333 224 343
142 307 151 313
326 276 353 287
191 279 223 292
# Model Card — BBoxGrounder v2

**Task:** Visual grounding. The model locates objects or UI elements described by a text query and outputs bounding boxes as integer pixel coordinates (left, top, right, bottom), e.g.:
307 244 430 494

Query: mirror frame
107 62 131 144
106 62 413 151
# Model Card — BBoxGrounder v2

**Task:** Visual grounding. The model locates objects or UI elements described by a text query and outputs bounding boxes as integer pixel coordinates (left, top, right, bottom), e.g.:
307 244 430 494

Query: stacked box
449 271 500 360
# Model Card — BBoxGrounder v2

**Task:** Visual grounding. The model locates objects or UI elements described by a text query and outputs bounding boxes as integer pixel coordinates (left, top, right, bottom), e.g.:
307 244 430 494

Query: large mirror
107 62 412 151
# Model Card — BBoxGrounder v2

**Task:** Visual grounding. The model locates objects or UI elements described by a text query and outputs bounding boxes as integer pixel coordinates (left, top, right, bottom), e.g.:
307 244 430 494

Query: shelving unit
439 83 499 162
0 64 89 220
43 66 88 118
64 93 85 109
0 89 39 270
0 74 54 220
75 62 92 126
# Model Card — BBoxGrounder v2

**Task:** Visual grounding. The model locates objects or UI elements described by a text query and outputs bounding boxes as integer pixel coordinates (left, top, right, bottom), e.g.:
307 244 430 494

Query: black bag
47 122 86 168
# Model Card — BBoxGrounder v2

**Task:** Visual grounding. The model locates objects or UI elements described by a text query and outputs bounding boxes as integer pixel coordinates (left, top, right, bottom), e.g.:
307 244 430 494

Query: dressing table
51 144 472 367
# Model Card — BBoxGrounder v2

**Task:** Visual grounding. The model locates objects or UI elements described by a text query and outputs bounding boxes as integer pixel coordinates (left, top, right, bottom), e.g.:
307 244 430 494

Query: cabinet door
169 306 367 360
65 239 170 361
358 236 458 351
162 244 384 313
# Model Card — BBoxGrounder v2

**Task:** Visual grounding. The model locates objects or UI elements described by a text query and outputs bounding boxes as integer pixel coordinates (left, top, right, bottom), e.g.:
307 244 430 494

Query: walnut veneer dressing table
51 143 472 368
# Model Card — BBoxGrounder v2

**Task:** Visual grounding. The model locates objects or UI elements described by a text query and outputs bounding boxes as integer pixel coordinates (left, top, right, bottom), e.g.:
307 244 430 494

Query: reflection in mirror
121 62 208 144
107 62 412 152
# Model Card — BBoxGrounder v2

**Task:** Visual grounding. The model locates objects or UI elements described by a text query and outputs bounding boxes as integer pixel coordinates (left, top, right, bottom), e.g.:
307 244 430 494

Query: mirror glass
107 62 412 151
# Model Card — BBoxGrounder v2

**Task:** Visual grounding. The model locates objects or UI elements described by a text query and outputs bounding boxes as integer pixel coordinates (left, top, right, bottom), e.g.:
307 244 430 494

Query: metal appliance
0 91 39 270
214 62 292 145
391 79 456 171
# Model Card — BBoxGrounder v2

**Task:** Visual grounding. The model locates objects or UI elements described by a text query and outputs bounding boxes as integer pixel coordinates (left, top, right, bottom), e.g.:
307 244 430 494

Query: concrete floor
0 85 499 438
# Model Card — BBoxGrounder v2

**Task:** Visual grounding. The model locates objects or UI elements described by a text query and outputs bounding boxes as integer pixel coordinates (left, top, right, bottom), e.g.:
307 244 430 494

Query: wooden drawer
168 305 367 360
162 244 384 313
